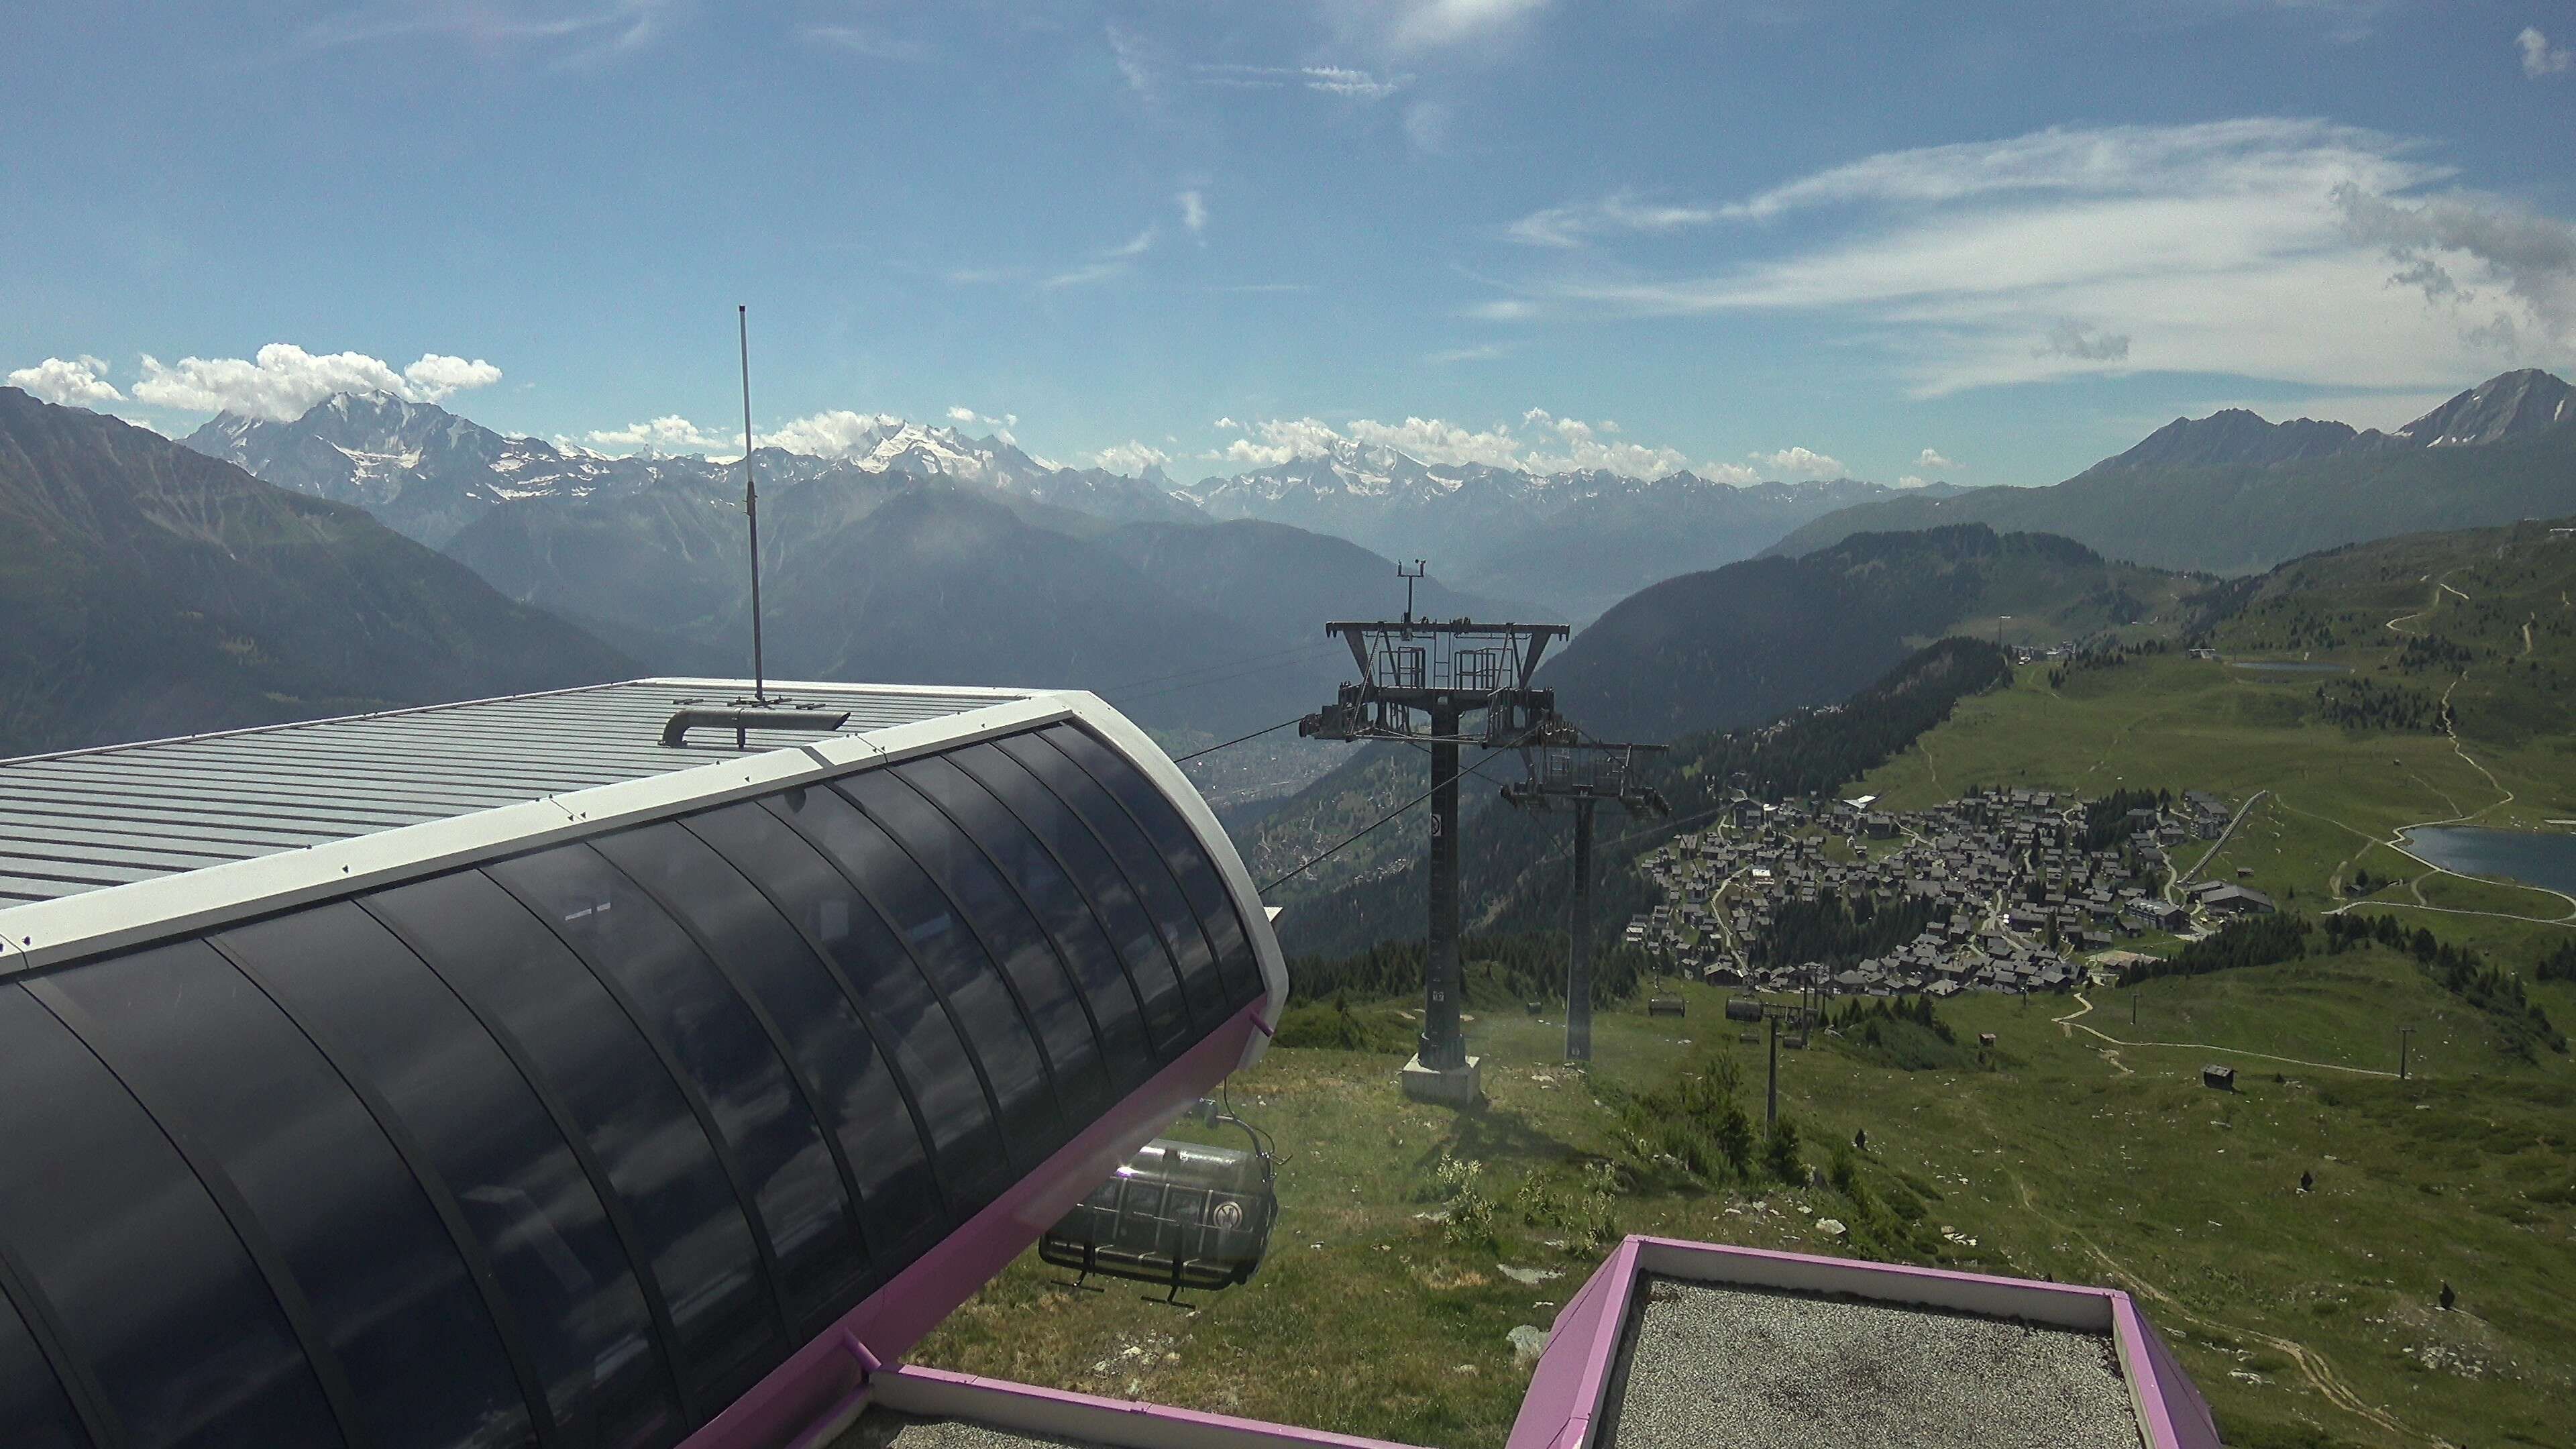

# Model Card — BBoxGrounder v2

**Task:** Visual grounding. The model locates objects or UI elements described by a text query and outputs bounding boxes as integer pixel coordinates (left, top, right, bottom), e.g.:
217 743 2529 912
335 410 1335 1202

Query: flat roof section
1605 1275 2141 1449
0 678 1023 905
840 1408 1102 1449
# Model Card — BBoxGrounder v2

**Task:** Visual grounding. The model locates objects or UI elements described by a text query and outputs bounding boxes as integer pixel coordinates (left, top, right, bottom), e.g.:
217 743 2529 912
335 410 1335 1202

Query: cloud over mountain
129 343 503 421
6 356 123 407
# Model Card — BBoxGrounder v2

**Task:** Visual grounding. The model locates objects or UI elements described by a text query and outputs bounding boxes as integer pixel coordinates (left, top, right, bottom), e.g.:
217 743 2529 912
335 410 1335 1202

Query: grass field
907 959 2574 1449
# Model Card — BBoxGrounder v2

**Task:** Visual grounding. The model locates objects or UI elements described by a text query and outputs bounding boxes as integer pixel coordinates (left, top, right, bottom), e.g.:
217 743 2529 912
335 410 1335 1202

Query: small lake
2400 826 2576 896
2226 660 2351 675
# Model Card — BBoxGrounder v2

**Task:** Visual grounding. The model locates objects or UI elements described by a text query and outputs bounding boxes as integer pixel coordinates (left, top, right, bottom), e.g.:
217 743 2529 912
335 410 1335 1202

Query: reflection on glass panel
490 845 859 1334
229 902 678 1449
369 871 775 1417
950 743 1195 1051
0 1281 91 1449
684 801 1006 1216
594 822 942 1287
51 941 531 1449
0 985 343 1449
1036 726 1265 1012
839 770 1110 1119
991 733 1230 1026
763 785 1061 1169
895 755 1157 1091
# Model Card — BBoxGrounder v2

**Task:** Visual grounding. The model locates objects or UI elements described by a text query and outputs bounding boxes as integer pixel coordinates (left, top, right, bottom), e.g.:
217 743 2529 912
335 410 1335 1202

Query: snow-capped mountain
1177 442 1945 617
185 393 1205 543
184 393 708 546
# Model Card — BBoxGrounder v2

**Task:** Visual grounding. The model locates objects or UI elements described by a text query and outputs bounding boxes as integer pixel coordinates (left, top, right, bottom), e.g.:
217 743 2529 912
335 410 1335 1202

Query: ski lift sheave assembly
1040 1094 1280 1303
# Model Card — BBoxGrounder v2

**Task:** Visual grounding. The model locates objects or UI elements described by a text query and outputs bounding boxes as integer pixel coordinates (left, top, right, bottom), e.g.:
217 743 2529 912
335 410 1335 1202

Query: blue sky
7 0 2574 487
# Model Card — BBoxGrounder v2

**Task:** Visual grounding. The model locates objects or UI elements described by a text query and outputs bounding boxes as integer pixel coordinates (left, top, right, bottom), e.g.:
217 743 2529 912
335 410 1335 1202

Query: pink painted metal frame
1504 1235 2222 1449
680 999 1271 1449
855 1364 1429 1449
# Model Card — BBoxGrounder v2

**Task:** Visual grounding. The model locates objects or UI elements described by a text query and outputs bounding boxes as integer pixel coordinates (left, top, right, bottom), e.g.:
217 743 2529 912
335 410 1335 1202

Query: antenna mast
1398 559 1426 626
739 305 768 704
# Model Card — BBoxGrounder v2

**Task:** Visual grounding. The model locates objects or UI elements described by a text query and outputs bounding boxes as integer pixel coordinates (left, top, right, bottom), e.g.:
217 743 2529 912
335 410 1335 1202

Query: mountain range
1768 370 2576 574
1179 439 1949 619
184 393 1938 626
1537 523 2196 743
0 388 631 756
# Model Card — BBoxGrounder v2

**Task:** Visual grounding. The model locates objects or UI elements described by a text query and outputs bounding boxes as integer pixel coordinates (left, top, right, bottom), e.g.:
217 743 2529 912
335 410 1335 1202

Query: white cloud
583 414 731 454
1178 190 1208 236
947 406 977 423
1750 446 1847 480
1348 416 1525 469
1426 343 1512 364
1364 0 1550 50
1697 462 1762 485
1513 118 2576 395
766 409 904 458
1508 191 1722 248
2035 320 2132 361
301 0 680 67
1895 475 1931 489
129 343 503 421
1088 441 1171 476
7 356 123 407
2332 182 2576 349
802 23 930 63
943 407 1016 431
1210 408 1707 479
1218 417 1348 466
1403 101 1453 156
1914 447 1956 470
1189 62 1410 99
1107 23 1160 99
2519 26 2571 78
1465 298 1538 321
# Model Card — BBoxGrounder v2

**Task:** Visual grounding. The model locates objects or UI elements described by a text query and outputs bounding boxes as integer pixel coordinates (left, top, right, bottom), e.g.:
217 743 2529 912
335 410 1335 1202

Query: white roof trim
1 692 1083 972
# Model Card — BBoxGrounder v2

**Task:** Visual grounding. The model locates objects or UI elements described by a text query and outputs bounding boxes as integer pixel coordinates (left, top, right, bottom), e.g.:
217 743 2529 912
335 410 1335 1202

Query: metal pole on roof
739 305 768 704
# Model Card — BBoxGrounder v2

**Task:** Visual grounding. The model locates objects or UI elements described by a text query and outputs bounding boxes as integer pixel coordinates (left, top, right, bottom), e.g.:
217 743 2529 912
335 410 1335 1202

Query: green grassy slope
906 967 2572 1449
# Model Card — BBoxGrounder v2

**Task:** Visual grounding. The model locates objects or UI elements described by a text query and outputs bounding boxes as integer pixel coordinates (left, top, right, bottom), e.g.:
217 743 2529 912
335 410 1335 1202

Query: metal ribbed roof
0 678 1028 906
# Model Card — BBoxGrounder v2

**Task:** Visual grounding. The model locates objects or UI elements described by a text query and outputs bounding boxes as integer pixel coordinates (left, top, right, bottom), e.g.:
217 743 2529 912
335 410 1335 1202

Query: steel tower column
1421 699 1465 1070
1567 796 1597 1063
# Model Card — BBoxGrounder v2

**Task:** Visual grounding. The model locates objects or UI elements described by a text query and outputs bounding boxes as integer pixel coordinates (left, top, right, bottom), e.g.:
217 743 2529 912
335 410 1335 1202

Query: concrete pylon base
1399 1054 1484 1107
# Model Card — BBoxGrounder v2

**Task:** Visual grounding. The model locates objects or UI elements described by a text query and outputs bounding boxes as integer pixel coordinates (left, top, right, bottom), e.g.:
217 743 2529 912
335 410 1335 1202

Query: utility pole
2400 1024 2414 1081
738 305 769 704
1767 1014 1780 1130
1301 577 1568 1105
1499 731 1670 1063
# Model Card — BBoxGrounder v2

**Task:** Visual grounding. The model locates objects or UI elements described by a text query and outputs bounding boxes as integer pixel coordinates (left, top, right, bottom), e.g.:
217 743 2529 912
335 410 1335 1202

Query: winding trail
2050 993 2400 1079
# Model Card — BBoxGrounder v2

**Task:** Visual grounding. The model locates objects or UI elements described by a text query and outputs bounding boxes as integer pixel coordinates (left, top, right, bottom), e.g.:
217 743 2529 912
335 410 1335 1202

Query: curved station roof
0 680 1286 1449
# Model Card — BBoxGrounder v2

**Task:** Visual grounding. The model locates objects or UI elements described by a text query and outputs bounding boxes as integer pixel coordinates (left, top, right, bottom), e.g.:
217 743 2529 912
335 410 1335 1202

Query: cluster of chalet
1627 785 2272 1000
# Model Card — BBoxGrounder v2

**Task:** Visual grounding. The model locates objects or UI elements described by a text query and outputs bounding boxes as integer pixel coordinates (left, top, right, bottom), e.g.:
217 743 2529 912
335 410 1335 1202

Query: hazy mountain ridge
0 386 633 756
1182 445 1952 619
1770 370 2576 574
1540 524 2197 743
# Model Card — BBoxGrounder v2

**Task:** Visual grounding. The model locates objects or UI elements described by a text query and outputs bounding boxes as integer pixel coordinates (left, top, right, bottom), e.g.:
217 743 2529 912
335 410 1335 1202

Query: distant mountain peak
2396 368 2575 448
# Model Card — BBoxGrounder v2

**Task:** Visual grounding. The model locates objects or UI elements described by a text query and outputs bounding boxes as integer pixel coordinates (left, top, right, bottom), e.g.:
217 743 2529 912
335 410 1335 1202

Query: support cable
1172 717 1304 763
1259 753 1487 894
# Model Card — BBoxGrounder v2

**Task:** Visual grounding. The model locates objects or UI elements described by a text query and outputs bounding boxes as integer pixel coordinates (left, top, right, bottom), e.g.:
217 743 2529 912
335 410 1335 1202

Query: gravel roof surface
836 1408 1111 1449
1603 1275 2143 1449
